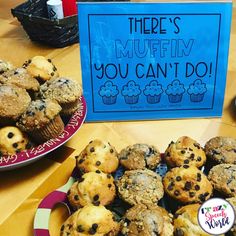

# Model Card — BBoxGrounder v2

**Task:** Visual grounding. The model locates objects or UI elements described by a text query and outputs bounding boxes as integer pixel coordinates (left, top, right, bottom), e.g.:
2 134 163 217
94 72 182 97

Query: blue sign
78 2 232 121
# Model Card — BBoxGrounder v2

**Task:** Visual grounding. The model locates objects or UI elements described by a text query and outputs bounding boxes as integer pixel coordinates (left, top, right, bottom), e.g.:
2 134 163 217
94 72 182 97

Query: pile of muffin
60 136 236 236
0 57 82 155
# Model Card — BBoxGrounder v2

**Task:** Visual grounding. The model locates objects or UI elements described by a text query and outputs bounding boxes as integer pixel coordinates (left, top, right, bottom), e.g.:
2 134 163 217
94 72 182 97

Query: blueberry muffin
121 204 173 236
23 56 58 82
208 164 236 197
205 136 236 164
37 77 82 116
0 68 39 93
173 204 211 236
0 59 14 74
76 139 119 174
164 136 206 168
0 126 32 155
0 84 31 126
60 205 120 236
116 169 164 205
163 165 212 204
16 99 64 143
67 171 116 209
226 197 236 236
118 143 161 170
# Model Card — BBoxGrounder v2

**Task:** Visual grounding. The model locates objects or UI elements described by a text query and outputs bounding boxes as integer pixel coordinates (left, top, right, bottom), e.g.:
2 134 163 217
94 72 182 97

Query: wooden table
0 1 236 235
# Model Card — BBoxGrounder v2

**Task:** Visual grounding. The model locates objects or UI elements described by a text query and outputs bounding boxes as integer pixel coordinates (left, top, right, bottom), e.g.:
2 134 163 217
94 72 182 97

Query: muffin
67 171 116 209
116 169 164 205
166 80 185 103
121 80 141 104
0 84 31 126
121 204 173 236
23 55 58 82
60 205 119 236
205 136 236 164
118 143 161 170
0 126 32 155
173 204 211 236
208 164 236 197
0 59 14 74
0 68 39 93
226 197 236 235
164 136 206 168
16 99 64 143
163 165 213 204
76 139 119 174
99 81 119 105
143 80 163 104
187 79 207 103
38 77 82 115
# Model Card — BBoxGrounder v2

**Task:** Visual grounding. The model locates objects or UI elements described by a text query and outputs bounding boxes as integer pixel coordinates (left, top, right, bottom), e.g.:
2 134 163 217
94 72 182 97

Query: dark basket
11 0 79 48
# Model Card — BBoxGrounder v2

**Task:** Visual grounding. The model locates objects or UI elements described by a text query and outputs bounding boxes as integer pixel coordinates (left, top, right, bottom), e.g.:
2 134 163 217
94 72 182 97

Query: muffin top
163 165 212 204
0 59 14 74
0 68 40 92
67 171 116 209
164 136 206 168
208 164 236 197
76 139 119 174
0 126 31 155
16 99 62 131
118 143 161 170
205 136 236 164
121 204 173 236
23 55 59 82
60 204 119 236
173 204 211 236
116 169 164 205
39 77 82 104
0 84 31 120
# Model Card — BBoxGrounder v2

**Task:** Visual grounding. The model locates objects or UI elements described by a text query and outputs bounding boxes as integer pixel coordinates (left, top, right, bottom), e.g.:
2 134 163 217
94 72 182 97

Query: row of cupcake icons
99 79 207 105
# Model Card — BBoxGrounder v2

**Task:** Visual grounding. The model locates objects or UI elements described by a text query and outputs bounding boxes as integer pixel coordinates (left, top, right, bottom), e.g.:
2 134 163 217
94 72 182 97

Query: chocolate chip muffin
118 143 161 170
208 164 236 197
205 136 236 164
116 169 164 205
67 171 116 209
164 136 206 168
76 139 119 174
60 205 120 236
173 204 211 236
0 59 13 74
16 99 64 143
38 77 82 115
0 126 32 155
0 84 31 126
121 204 173 236
163 165 212 204
226 197 236 236
0 68 40 93
23 56 58 82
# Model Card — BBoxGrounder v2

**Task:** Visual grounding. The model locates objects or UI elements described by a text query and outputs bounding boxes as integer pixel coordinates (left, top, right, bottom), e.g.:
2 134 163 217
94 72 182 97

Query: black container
11 0 80 48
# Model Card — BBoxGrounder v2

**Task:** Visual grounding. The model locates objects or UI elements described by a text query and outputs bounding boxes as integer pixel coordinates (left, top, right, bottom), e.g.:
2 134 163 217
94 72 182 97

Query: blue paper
78 2 232 121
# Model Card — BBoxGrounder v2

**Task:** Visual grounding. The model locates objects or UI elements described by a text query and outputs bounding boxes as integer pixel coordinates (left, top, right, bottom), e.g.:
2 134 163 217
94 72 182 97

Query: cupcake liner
146 95 161 104
102 95 117 105
168 94 183 103
60 98 81 116
190 93 205 102
29 115 64 143
124 95 139 104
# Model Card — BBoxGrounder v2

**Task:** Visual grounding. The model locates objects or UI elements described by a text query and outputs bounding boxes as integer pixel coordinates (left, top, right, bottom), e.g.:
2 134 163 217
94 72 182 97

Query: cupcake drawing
166 80 185 103
187 79 207 102
143 80 163 104
99 81 119 105
121 80 141 104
